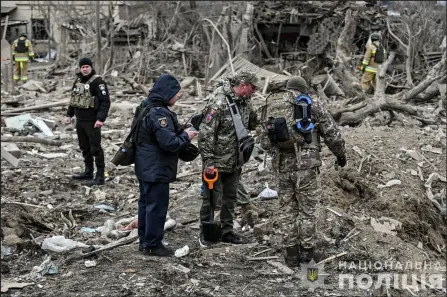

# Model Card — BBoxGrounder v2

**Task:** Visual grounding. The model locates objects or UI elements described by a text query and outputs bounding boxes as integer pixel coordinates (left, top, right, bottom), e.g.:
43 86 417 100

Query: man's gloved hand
336 156 347 167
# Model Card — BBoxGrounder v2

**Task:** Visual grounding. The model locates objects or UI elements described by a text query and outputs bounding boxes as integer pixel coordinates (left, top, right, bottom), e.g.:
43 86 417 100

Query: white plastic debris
174 245 190 258
377 179 402 189
259 182 278 200
41 236 89 252
85 260 97 268
164 218 177 231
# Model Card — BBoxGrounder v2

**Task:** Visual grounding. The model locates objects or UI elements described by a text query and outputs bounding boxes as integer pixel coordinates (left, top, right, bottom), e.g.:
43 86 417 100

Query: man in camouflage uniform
259 76 346 266
198 71 260 246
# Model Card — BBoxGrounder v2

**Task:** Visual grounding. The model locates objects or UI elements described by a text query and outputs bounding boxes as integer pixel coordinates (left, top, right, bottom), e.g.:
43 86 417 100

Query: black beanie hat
79 57 93 68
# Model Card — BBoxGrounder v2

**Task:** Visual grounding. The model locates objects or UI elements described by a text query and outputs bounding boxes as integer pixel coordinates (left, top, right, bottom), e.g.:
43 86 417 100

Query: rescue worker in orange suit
12 32 34 83
360 32 381 93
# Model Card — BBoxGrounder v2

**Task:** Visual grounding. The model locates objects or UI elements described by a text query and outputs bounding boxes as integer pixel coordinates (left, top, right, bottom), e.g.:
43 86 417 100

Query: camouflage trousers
214 179 251 208
278 167 321 249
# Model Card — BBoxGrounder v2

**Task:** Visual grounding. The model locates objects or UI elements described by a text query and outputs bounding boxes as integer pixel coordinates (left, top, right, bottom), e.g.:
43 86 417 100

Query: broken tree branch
121 76 148 94
201 18 235 75
386 18 408 50
403 75 445 102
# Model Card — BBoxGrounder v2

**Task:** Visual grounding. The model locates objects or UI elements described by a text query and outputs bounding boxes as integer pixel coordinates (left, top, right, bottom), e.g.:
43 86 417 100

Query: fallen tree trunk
406 52 446 102
333 9 362 97
337 97 420 126
1 136 63 146
336 50 440 126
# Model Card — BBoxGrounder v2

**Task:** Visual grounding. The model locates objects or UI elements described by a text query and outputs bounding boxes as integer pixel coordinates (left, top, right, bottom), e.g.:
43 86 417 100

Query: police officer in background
64 57 111 186
135 73 198 257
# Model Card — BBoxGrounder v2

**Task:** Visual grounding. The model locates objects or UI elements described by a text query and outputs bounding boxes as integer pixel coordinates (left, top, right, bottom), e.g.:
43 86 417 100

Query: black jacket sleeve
91 77 111 122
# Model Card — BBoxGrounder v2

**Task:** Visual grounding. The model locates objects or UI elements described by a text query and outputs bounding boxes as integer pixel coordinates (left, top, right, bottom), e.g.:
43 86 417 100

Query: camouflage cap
233 71 262 89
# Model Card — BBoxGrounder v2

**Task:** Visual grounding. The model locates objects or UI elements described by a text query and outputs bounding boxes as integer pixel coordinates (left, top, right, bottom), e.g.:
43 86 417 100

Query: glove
336 156 347 167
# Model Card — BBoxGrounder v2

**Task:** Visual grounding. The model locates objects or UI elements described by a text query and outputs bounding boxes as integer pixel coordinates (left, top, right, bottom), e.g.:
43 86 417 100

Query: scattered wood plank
267 260 294 274
202 243 258 255
246 255 279 261
252 248 272 257
1 136 62 146
1 146 20 167
2 201 46 209
65 233 138 263
176 170 201 179
2 100 69 115
316 251 347 265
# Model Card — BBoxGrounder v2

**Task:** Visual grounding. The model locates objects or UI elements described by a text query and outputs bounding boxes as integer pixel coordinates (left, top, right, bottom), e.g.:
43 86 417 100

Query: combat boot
72 166 94 180
88 168 105 186
300 245 315 264
240 203 265 216
285 244 300 267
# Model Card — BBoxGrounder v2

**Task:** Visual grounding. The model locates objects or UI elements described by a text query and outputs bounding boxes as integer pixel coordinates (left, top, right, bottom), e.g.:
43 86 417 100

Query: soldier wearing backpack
359 33 386 93
259 76 346 267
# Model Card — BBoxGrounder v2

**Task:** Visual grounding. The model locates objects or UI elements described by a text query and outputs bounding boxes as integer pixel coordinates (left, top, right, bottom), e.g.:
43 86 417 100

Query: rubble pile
1 1 446 296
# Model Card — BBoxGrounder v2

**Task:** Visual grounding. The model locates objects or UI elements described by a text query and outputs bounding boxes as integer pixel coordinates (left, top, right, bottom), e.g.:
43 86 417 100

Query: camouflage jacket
258 89 345 171
198 79 257 172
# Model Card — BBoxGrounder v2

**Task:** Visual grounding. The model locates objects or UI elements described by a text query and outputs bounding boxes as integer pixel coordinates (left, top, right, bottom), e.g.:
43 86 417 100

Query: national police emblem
158 117 168 127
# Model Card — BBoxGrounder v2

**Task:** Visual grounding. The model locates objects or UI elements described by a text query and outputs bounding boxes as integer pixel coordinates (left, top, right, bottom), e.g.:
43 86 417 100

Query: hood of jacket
147 74 181 105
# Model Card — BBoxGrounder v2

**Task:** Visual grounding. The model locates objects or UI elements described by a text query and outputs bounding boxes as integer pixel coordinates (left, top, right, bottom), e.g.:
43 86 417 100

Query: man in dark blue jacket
135 74 198 257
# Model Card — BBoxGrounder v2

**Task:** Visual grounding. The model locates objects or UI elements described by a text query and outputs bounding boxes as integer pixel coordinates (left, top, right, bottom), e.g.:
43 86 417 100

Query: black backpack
111 103 155 166
374 43 386 64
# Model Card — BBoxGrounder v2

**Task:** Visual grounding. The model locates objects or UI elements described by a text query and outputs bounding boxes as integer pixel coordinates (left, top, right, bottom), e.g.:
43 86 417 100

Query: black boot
72 166 94 180
285 244 300 267
88 168 105 186
300 245 315 264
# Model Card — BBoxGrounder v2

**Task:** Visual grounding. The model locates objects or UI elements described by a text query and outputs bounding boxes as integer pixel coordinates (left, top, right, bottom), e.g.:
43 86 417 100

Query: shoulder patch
205 107 217 124
158 117 168 128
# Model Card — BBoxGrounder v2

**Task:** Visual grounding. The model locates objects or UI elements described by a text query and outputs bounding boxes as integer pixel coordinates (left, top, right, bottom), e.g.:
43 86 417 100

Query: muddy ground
1 76 446 297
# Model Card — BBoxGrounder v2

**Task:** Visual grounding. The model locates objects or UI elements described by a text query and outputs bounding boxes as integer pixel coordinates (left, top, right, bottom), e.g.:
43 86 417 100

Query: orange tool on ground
202 168 222 243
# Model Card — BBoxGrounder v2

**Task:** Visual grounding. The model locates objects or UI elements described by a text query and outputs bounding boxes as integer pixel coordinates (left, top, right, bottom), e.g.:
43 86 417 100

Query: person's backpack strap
128 103 156 143
224 95 255 166
224 95 250 141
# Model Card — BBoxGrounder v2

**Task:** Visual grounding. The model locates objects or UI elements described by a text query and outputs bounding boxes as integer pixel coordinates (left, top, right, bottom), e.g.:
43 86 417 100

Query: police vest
69 75 99 109
262 90 321 152
16 40 28 53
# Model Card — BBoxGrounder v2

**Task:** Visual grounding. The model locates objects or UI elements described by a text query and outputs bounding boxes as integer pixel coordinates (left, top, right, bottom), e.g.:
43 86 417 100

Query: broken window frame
31 18 49 40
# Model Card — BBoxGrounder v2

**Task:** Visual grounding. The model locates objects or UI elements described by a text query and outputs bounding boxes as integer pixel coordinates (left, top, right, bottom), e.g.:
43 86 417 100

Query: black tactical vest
16 40 28 53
